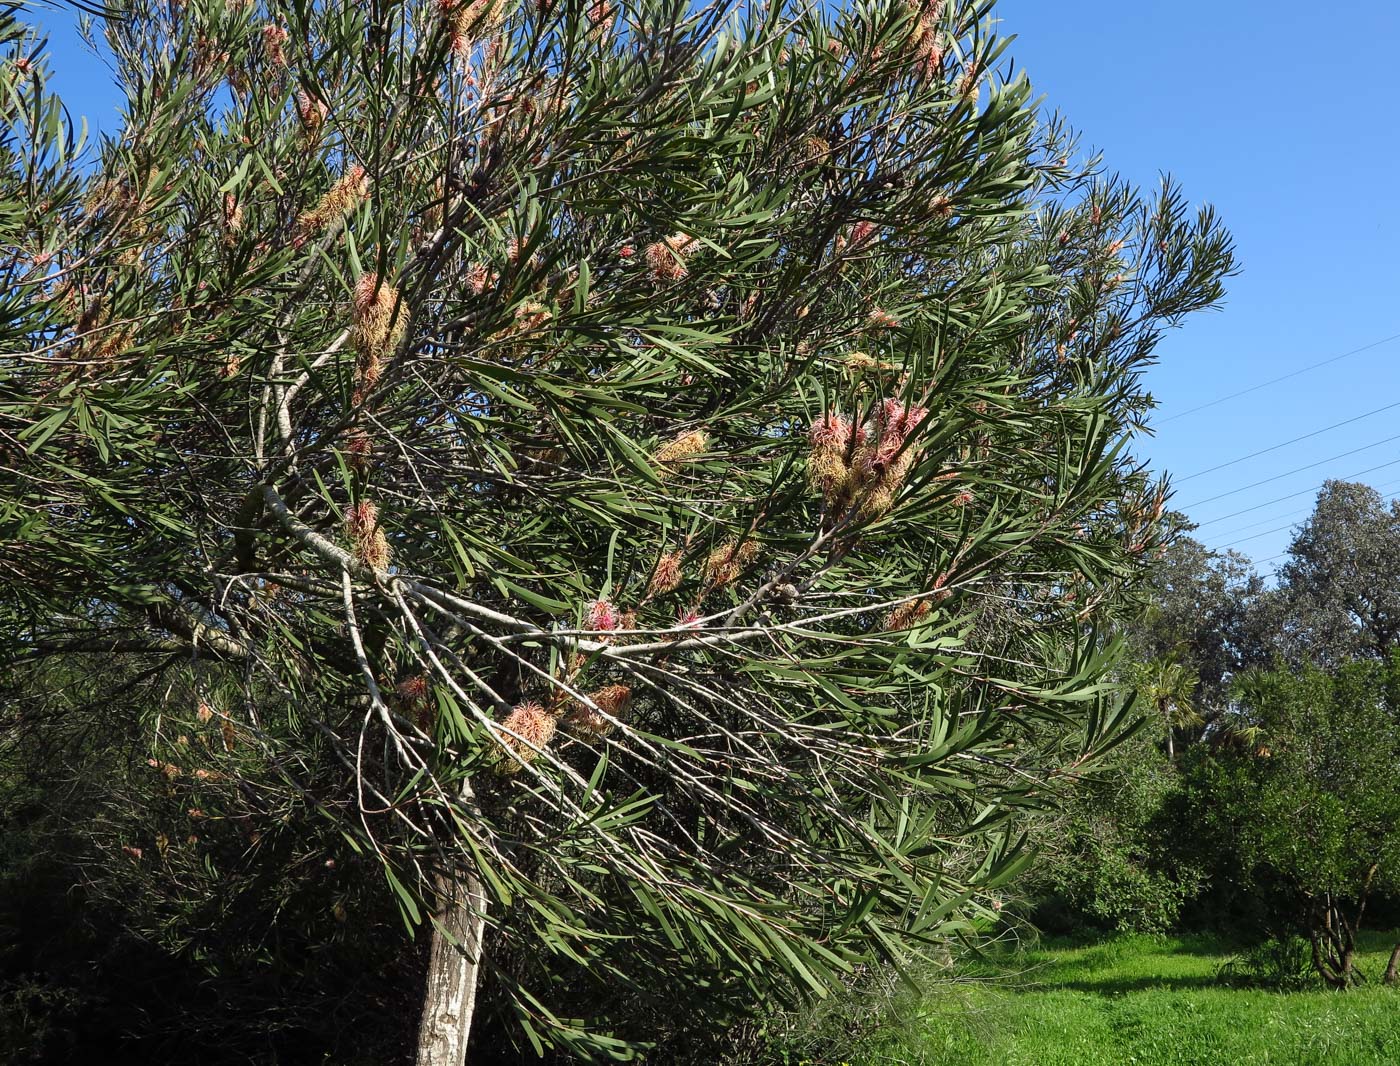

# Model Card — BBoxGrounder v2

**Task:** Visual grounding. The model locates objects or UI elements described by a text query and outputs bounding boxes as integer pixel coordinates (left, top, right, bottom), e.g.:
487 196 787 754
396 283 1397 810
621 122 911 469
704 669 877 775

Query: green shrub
1217 936 1318 991
1026 727 1204 934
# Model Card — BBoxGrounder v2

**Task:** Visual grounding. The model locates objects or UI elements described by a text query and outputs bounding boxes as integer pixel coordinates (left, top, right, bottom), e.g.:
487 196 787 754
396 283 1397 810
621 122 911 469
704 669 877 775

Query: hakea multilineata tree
0 0 1233 1059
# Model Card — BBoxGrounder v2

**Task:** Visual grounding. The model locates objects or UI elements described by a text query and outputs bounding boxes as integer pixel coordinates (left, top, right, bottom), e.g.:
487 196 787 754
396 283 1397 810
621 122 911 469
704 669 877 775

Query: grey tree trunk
1385 942 1400 985
416 866 488 1066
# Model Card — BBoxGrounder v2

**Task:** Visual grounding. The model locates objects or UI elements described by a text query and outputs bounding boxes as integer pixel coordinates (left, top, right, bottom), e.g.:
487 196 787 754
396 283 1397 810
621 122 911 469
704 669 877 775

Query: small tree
1207 658 1400 987
1026 722 1203 935
1 0 1234 1057
1130 652 1199 761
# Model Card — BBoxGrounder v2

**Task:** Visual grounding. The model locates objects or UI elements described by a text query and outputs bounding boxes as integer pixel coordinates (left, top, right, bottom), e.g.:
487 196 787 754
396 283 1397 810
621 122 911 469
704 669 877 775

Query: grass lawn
864 932 1400 1066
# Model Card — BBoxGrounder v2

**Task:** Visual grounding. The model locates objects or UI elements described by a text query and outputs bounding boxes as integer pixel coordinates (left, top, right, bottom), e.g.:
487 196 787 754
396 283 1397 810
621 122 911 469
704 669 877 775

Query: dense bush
1024 726 1203 935
1196 658 1400 986
0 661 420 1065
1032 649 1400 988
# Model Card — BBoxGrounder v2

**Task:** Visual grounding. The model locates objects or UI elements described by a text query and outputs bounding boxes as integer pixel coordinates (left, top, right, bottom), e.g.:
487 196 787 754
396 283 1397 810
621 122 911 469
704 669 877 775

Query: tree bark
1309 900 1350 988
1385 942 1400 986
1308 898 1368 988
417 866 488 1066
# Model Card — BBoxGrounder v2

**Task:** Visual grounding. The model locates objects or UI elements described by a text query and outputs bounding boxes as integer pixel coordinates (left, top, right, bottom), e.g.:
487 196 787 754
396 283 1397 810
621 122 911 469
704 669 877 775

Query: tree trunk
1385 942 1400 985
1338 941 1355 986
417 866 488 1066
1309 900 1351 988
1308 931 1345 988
1309 898 1367 989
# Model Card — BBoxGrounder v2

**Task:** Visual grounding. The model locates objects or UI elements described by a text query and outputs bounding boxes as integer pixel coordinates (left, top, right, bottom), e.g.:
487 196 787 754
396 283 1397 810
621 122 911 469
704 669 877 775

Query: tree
1128 525 1267 720
0 0 1234 1058
1128 652 1198 761
0 653 421 1065
1024 722 1203 935
1269 481 1400 667
1201 658 1400 987
1021 534 1259 937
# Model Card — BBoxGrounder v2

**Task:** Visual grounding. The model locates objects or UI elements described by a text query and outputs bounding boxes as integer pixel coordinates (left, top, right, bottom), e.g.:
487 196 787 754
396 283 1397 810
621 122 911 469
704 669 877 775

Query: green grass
861 932 1400 1066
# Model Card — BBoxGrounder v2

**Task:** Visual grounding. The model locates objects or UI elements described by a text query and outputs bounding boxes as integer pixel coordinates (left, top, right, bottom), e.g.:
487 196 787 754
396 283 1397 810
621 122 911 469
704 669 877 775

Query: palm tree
1135 653 1201 760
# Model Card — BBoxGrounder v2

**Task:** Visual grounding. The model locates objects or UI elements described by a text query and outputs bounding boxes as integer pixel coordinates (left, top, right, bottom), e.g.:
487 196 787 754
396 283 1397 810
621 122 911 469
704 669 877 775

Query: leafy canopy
0 0 1234 1054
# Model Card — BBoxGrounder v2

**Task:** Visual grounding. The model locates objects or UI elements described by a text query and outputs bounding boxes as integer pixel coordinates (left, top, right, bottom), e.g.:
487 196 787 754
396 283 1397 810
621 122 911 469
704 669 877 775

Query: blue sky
998 0 1400 569
21 0 1400 571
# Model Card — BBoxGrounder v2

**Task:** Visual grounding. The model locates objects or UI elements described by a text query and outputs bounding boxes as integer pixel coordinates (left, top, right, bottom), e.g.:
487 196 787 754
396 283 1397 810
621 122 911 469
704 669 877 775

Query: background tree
1192 657 1400 987
1023 722 1203 935
1026 483 1400 960
1128 525 1267 720
0 0 1234 1059
1129 652 1198 761
1266 481 1400 667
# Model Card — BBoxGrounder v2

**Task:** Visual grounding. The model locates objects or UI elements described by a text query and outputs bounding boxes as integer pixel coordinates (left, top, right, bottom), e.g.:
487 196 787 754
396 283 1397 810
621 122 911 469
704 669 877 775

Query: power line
1219 523 1301 549
1159 331 1400 424
1212 507 1316 541
1191 457 1400 526
1218 487 1400 553
1182 439 1400 510
1210 474 1400 541
1178 400 1400 482
1218 518 1318 550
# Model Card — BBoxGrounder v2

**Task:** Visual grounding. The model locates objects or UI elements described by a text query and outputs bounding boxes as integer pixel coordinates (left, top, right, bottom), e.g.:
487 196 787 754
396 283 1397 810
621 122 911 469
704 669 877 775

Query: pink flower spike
586 598 619 632
809 411 853 449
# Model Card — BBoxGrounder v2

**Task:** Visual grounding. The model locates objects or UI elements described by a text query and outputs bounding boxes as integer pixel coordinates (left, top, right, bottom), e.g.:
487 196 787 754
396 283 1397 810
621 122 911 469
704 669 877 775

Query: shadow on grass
1034 933 1249 959
1032 973 1223 995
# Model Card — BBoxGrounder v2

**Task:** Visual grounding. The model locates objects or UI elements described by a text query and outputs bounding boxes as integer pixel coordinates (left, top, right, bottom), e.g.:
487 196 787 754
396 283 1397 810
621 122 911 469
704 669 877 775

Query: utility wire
1179 400 1400 482
1210 474 1400 541
1159 331 1400 424
1218 487 1400 552
1181 439 1400 510
1187 456 1400 526
1213 508 1315 541
1220 523 1303 549
1198 456 1400 532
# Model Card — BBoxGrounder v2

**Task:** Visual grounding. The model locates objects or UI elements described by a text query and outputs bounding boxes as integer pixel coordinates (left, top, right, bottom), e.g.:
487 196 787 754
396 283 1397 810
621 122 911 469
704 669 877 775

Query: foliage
1190 657 1400 985
1216 935 1317 991
1019 531 1256 938
1027 490 1400 948
0 0 1235 1056
1024 725 1202 935
1126 526 1267 718
1266 481 1400 667
0 657 421 1065
1126 651 1199 759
